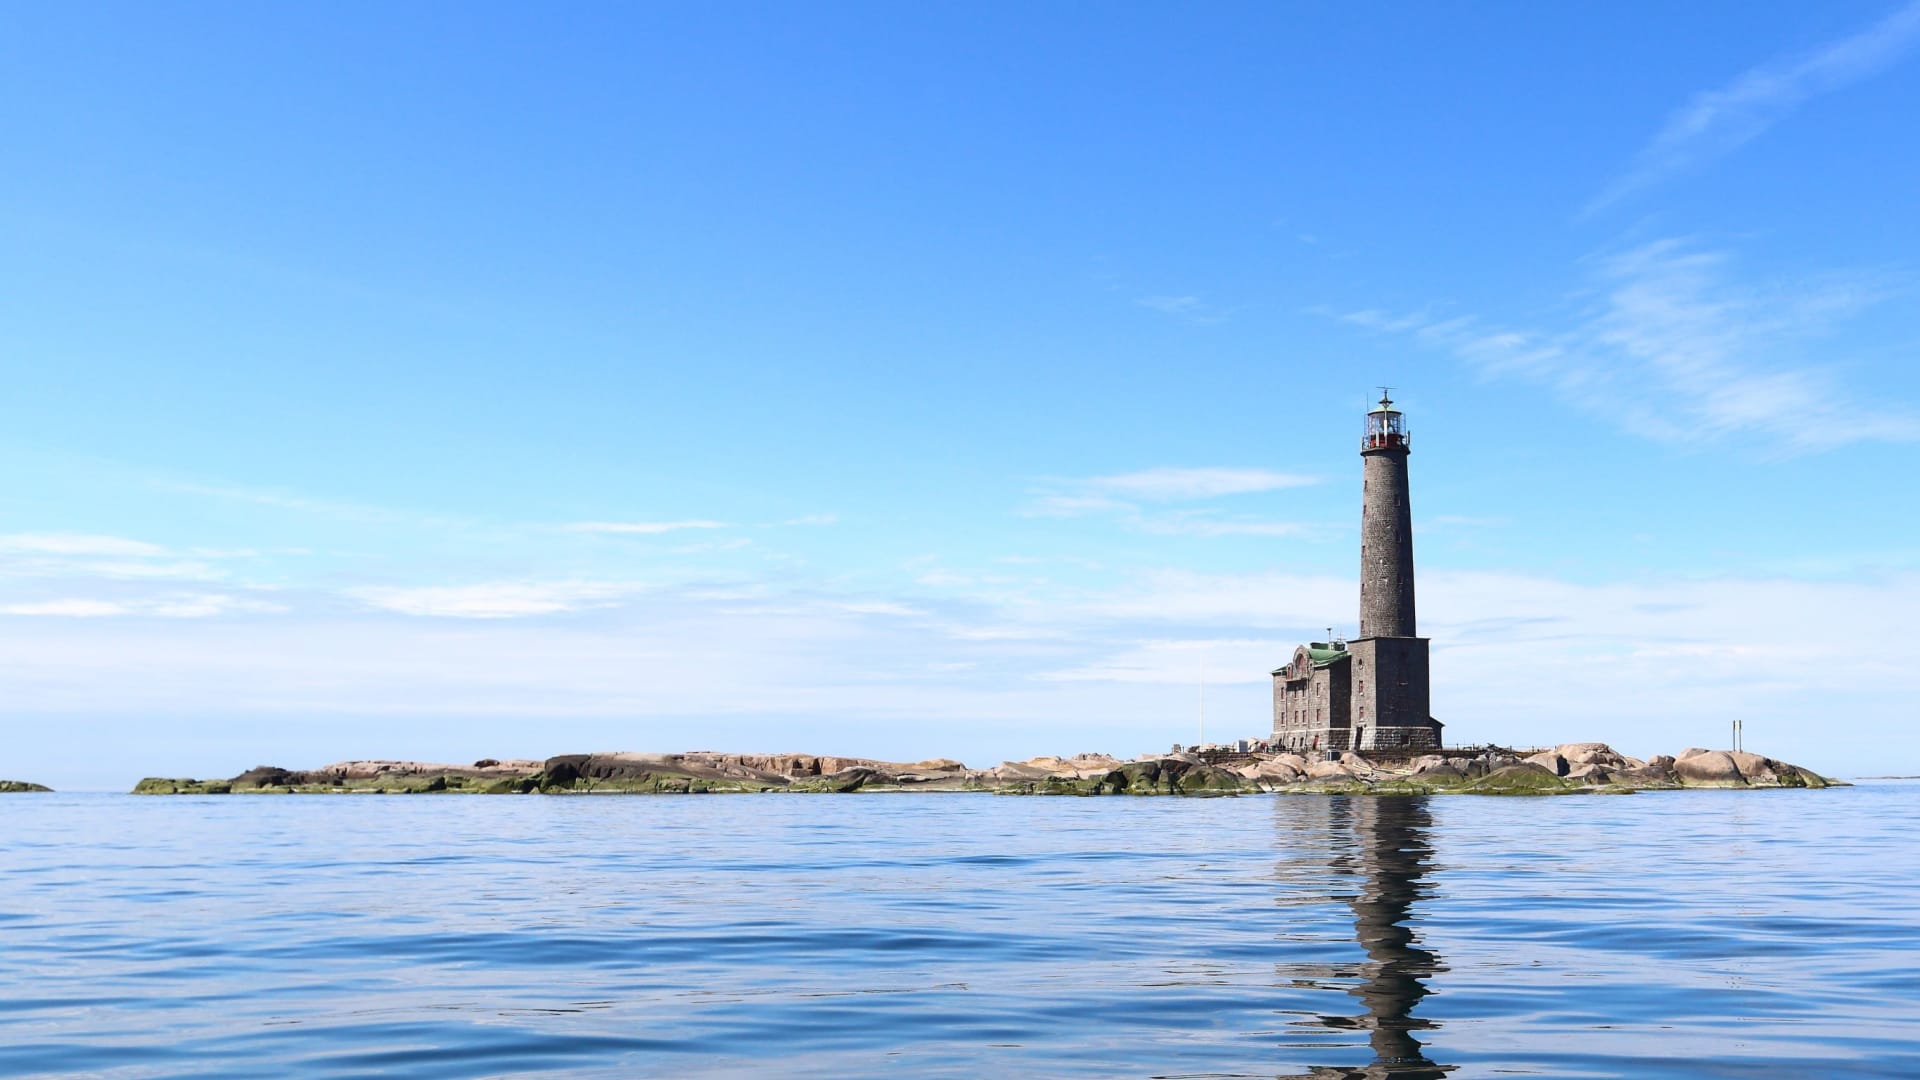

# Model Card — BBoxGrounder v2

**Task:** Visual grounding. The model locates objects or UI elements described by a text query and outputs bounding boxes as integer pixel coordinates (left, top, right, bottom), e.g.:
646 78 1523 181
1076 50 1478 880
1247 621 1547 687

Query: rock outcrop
1669 747 1828 789
134 758 545 795
131 742 1838 797
0 780 51 793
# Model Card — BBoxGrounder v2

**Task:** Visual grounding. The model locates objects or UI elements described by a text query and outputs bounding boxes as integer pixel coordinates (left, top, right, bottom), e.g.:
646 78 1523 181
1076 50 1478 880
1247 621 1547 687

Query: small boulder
1565 763 1612 784
233 766 295 789
1306 760 1358 780
1175 764 1250 794
1613 763 1678 787
983 760 1054 783
1409 755 1469 782
1672 750 1745 787
1727 751 1780 785
1238 758 1303 786
819 766 882 792
1558 743 1626 768
1524 751 1569 777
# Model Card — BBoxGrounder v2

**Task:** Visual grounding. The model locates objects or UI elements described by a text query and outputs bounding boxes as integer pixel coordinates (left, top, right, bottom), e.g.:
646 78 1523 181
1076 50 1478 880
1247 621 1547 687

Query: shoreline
131 743 1838 797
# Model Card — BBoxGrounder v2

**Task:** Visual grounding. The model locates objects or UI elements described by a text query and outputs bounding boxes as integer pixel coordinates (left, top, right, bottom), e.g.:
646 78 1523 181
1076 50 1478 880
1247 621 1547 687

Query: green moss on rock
132 778 231 795
1466 763 1580 795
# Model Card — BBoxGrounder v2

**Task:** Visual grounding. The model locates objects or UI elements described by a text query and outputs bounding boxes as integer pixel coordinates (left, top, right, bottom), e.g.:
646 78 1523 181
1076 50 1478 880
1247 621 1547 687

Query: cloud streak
2 545 1918 785
1337 239 1915 452
350 581 651 618
1022 467 1327 537
560 521 728 535
0 594 282 618
0 532 231 582
1089 467 1320 500
160 481 444 526
1588 1 1920 213
1135 294 1233 324
0 533 168 558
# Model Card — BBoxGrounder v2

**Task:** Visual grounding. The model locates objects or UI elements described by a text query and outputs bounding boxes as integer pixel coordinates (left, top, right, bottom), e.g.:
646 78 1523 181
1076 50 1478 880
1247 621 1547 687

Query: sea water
1 784 1915 1077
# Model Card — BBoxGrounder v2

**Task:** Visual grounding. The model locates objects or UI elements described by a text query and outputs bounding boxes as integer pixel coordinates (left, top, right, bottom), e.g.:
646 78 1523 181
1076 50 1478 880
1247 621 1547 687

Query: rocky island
0 780 51 793
127 404 1847 803
131 743 1834 797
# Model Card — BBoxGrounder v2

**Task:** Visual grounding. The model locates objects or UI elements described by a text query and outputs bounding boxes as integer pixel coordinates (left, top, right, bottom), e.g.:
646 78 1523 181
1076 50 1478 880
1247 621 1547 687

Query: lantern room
1363 390 1408 452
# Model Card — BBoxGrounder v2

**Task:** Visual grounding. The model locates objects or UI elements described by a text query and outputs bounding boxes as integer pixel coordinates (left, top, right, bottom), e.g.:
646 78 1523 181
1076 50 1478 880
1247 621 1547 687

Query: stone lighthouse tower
1348 390 1438 750
1359 391 1415 638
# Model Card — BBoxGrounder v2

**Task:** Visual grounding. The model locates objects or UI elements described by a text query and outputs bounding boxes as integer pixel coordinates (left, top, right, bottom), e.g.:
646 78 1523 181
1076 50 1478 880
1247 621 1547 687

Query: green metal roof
1275 644 1349 678
1308 646 1350 668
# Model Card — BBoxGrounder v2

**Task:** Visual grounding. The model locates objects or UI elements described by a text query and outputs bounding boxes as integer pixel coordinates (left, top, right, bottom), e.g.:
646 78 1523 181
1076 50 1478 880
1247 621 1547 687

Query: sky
3 2 1918 789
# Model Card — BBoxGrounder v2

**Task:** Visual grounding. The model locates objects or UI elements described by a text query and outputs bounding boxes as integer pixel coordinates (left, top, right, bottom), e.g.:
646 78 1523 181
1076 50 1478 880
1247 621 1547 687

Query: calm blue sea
2 784 1916 1078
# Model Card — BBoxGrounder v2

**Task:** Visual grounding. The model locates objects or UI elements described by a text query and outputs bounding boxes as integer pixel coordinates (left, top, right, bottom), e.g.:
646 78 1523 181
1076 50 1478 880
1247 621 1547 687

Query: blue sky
3 2 1918 788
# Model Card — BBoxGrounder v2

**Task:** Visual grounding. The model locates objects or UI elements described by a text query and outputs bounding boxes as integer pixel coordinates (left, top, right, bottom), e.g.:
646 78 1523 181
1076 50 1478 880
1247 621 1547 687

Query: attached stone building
1273 642 1351 753
1272 393 1443 754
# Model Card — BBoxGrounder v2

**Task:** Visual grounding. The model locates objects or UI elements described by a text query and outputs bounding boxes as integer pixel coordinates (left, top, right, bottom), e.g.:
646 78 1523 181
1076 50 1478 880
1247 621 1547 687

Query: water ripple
0 785 1916 1076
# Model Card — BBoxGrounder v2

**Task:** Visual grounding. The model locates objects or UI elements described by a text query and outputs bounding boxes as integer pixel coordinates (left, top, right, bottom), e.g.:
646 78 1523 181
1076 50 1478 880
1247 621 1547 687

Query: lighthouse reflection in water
1278 795 1450 1079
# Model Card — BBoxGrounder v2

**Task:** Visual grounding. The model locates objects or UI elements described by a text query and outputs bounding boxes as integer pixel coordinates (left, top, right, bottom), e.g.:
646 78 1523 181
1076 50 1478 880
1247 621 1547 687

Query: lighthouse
1270 391 1441 755
1359 391 1415 639
1346 390 1437 751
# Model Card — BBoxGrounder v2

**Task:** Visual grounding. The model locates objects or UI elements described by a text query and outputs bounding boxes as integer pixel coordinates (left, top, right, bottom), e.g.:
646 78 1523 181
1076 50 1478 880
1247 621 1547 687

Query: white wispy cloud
2 563 1915 774
1038 637 1281 684
1135 295 1229 323
0 594 282 618
1588 1 1920 213
1020 493 1137 519
1336 239 1916 452
560 520 729 535
159 481 441 526
0 600 129 617
0 533 168 557
1089 466 1320 500
1133 516 1315 538
1136 295 1201 315
1417 514 1512 536
350 581 651 618
1020 467 1325 537
671 537 753 554
837 601 926 617
0 532 228 581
